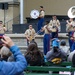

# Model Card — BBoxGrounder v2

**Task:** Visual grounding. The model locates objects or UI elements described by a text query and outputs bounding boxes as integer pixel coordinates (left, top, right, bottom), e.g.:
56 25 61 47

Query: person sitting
24 43 44 66
0 35 27 75
46 38 67 64
60 40 70 56
67 51 75 75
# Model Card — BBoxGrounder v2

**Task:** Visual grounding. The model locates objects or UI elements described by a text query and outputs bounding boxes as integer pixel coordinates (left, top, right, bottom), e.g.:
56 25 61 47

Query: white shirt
60 46 70 55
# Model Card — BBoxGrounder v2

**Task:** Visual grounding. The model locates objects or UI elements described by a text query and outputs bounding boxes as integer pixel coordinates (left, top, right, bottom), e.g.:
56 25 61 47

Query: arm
3 27 7 32
46 25 52 33
0 35 27 75
39 11 45 18
46 50 53 60
49 20 52 26
25 30 29 40
57 20 60 26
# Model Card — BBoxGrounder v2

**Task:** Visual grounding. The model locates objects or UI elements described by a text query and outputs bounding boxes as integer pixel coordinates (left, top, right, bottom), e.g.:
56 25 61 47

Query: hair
1 46 12 59
40 6 43 8
25 43 43 63
0 21 3 23
45 21 49 25
60 40 66 46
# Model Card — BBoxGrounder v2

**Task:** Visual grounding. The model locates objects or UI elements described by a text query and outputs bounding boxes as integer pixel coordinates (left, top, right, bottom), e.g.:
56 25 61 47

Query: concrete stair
4 33 69 54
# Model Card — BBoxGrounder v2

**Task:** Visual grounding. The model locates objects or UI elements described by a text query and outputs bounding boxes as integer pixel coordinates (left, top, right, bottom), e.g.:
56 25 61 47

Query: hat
60 40 66 45
52 38 60 47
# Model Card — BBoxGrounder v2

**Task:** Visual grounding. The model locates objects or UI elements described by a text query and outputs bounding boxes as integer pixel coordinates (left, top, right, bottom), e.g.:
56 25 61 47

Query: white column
20 0 24 24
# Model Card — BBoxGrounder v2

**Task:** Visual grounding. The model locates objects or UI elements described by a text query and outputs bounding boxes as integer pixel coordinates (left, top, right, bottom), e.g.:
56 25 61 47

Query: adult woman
25 43 44 66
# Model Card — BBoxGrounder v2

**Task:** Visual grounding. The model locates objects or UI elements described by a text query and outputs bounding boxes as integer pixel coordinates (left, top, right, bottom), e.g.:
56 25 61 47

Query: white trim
20 0 24 24
0 0 13 2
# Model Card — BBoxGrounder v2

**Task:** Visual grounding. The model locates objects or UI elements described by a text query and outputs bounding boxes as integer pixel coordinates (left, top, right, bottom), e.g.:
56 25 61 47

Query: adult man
66 18 75 51
25 25 36 45
0 35 27 75
38 6 45 34
41 21 52 55
0 21 7 48
0 21 7 34
49 15 60 38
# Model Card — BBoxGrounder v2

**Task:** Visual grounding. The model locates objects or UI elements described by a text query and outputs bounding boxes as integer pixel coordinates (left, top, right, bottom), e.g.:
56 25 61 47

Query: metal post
4 9 5 25
20 0 24 24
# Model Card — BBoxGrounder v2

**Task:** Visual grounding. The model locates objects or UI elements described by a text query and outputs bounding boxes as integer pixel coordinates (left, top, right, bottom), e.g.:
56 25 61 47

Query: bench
25 62 73 75
25 66 72 75
45 62 72 66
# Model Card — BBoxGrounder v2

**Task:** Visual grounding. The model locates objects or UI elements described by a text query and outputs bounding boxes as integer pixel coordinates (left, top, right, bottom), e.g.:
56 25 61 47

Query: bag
51 58 62 64
48 50 62 64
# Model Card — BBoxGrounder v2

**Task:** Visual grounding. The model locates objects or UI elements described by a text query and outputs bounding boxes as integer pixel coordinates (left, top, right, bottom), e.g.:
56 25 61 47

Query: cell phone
0 34 4 45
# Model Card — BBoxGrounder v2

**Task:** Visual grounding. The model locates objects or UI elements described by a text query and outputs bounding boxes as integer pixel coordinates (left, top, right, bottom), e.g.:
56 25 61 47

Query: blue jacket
0 45 27 75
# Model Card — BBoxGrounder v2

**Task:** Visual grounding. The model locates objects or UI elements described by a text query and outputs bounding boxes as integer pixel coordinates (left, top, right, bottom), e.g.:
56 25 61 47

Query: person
49 15 60 39
0 21 7 48
41 21 52 55
66 18 75 51
0 35 27 75
24 43 44 66
24 25 36 46
37 6 45 34
67 51 75 75
0 21 7 34
60 40 70 56
67 50 75 62
0 46 12 61
70 26 75 51
46 38 67 64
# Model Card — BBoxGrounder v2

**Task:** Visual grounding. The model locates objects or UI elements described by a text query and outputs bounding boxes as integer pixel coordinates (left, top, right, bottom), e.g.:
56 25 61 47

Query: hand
1 35 14 48
26 37 30 41
66 20 69 23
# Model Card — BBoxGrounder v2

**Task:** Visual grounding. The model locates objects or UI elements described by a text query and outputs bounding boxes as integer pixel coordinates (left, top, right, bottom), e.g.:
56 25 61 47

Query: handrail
5 15 20 24
5 15 27 32
5 15 20 31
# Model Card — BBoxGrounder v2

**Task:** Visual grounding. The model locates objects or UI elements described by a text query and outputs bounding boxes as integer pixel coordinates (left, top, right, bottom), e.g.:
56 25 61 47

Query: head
29 25 32 30
52 38 60 50
52 15 57 20
30 41 38 47
45 21 49 25
60 40 66 46
1 46 12 60
40 6 43 10
69 18 73 21
0 21 3 26
27 43 38 52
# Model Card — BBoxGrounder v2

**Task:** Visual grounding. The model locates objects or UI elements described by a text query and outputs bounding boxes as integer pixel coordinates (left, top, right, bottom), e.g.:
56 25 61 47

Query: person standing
41 21 52 55
25 25 36 46
66 18 75 51
38 6 45 34
0 21 7 48
0 21 7 34
70 26 75 51
49 15 60 39
0 35 27 75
